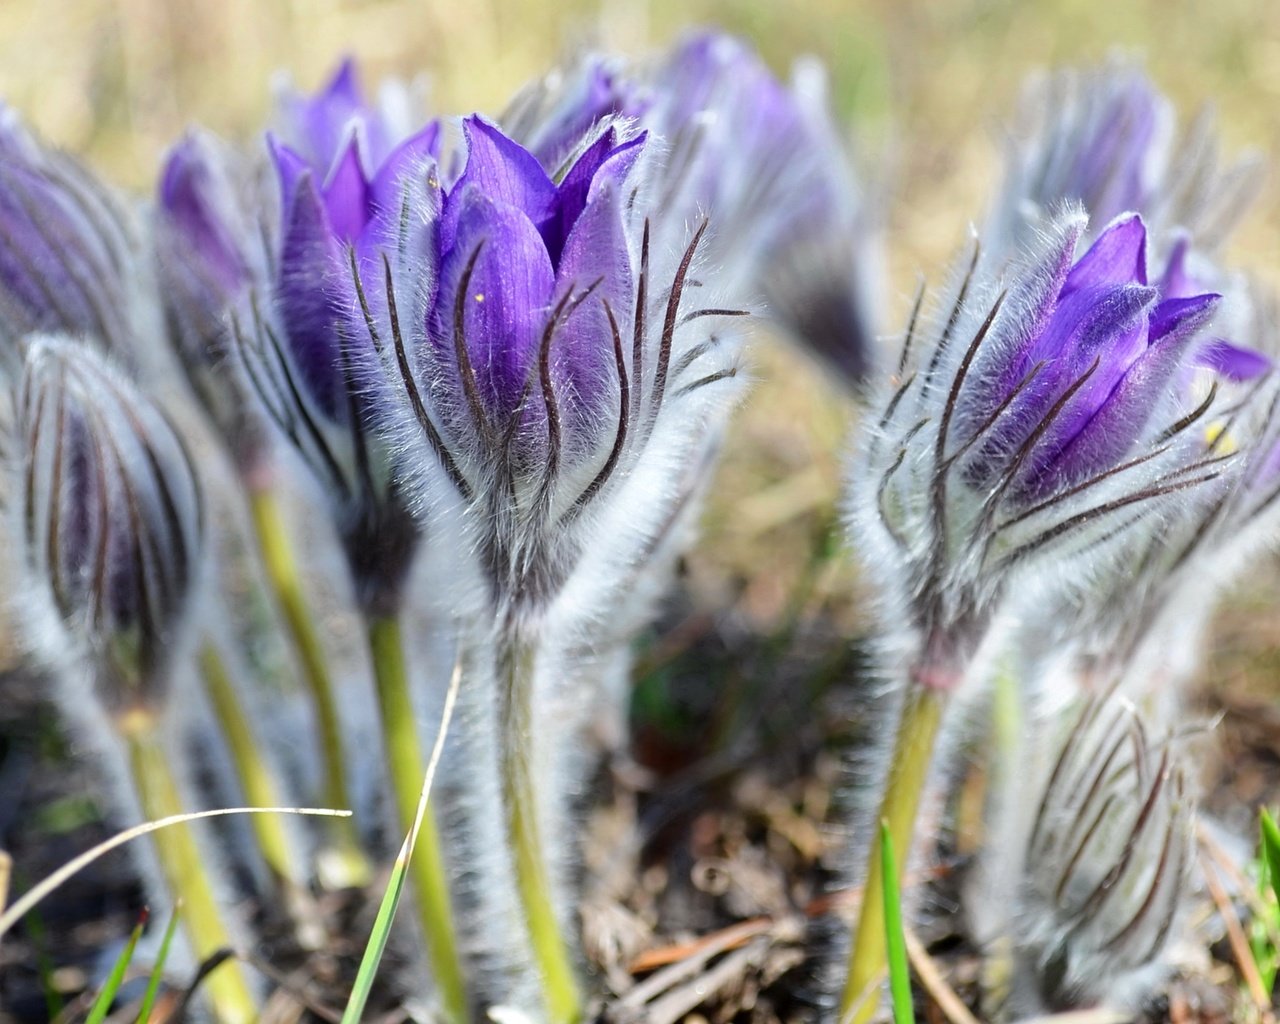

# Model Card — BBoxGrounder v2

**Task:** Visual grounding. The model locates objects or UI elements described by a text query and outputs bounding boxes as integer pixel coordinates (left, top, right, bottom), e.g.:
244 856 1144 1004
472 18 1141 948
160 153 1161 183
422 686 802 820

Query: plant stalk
249 486 368 885
499 633 582 1024
121 713 258 1024
841 685 945 1024
367 614 468 1024
198 642 299 885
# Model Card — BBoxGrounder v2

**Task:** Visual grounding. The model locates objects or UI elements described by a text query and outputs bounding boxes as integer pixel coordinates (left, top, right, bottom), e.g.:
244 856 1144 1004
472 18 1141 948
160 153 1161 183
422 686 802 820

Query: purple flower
856 210 1232 688
990 61 1263 262
500 32 877 388
12 336 205 712
158 60 438 610
0 106 136 362
371 115 745 610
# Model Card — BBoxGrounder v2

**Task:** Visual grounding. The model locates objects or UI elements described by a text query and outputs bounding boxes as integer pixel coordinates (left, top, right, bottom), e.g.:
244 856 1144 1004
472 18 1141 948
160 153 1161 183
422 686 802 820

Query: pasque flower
841 208 1229 1022
12 336 205 709
862 211 1228 684
992 694 1195 1015
502 31 878 388
0 107 163 381
6 337 260 1024
377 114 744 613
989 61 1263 262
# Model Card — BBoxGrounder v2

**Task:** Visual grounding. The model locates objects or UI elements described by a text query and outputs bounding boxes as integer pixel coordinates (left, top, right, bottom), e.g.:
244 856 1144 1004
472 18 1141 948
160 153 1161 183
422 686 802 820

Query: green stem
499 635 582 1024
249 486 368 885
122 714 258 1024
198 642 299 885
841 686 945 1024
367 614 468 1024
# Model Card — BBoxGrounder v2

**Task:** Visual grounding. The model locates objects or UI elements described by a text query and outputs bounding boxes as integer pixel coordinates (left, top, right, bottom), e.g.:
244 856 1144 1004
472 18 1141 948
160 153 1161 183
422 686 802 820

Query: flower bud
11 337 204 715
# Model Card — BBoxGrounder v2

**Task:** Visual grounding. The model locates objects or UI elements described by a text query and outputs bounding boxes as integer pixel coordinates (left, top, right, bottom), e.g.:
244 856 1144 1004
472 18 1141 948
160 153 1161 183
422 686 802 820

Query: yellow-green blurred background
2 0 1278 643
4 0 1279 285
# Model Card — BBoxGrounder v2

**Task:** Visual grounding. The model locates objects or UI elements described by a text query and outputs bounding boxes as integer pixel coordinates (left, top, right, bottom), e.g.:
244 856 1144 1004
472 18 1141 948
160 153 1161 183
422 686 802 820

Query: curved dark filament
929 291 1006 537
922 240 981 395
452 242 494 447
1061 747 1170 942
631 219 650 427
676 307 750 328
651 219 709 417
974 355 1103 550
380 253 472 501
674 366 737 398
45 378 69 610
0 161 119 349
994 467 1228 573
875 418 931 553
898 279 927 376
1101 778 1182 957
564 299 631 520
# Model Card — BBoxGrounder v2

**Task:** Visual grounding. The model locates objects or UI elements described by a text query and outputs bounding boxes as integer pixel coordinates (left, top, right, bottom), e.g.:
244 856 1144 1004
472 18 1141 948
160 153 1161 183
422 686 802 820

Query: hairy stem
198 642 299 885
121 713 258 1024
841 685 946 1023
499 633 582 1024
248 486 368 885
367 614 468 1024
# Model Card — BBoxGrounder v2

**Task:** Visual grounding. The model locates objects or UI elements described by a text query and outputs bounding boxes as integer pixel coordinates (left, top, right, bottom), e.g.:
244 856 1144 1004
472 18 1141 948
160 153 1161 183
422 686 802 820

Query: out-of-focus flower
0 107 166 381
158 61 437 611
9 336 205 713
855 211 1230 689
989 61 1263 262
502 31 879 389
1009 694 1195 1013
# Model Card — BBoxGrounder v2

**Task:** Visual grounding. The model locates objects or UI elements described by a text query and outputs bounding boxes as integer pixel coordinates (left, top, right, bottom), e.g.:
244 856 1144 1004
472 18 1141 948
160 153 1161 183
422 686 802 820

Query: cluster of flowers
1 28 1276 1024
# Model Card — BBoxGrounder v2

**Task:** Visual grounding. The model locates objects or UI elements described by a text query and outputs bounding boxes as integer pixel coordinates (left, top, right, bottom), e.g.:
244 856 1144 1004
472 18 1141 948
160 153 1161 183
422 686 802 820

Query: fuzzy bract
369 113 748 615
854 210 1232 688
1011 694 1195 1013
989 61 1263 263
9 337 205 714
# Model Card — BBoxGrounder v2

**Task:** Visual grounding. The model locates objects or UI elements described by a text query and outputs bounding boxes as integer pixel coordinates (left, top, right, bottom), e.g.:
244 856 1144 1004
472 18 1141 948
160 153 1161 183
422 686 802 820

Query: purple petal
1061 213 1148 296
552 174 635 427
1156 234 1197 299
545 130 644 268
1197 338 1273 382
321 132 372 242
450 117 557 244
1148 292 1219 344
276 174 350 417
268 135 312 222
368 121 441 219
429 191 555 426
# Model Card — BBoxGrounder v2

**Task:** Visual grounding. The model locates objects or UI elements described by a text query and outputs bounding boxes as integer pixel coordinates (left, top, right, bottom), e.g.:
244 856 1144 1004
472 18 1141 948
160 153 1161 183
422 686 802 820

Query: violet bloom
161 61 440 610
11 336 205 713
989 61 1263 262
0 106 146 369
374 115 746 613
857 211 1231 687
502 32 877 388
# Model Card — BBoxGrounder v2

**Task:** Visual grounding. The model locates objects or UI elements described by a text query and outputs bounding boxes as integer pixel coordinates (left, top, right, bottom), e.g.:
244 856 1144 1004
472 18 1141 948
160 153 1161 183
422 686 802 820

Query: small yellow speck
474 293 485 303
1206 421 1238 455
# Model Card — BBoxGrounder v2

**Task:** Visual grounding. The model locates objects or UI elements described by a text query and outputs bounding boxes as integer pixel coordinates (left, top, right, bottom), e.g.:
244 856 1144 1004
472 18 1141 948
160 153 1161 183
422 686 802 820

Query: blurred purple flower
502 32 878 388
0 106 138 363
12 336 205 711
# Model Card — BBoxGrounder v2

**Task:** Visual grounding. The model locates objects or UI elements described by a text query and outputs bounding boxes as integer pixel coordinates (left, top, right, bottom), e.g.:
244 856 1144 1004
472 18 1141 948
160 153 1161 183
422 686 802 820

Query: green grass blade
134 902 181 1024
341 856 411 1023
880 820 915 1024
86 908 148 1024
1261 809 1280 907
341 653 463 1024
